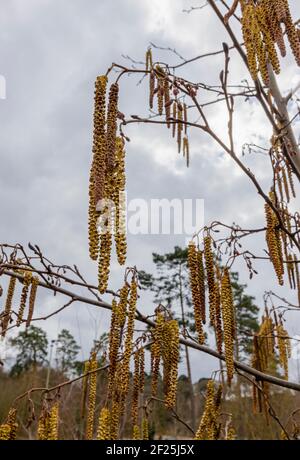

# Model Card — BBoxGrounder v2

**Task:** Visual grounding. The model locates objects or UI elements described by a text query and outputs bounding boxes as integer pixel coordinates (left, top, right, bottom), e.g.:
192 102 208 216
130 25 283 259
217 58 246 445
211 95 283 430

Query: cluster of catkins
194 380 236 440
1 269 39 336
270 138 300 302
150 309 180 410
88 75 127 294
240 0 300 85
37 402 59 440
251 308 291 416
264 185 299 299
147 49 190 166
87 276 144 440
188 237 236 385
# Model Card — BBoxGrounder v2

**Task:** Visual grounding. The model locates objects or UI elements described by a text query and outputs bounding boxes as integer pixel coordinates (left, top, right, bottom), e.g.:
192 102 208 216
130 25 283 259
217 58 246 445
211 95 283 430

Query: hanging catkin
97 407 110 440
187 242 205 344
108 299 121 397
85 353 98 440
106 82 119 172
26 276 39 328
163 320 179 409
80 360 91 419
265 192 284 285
1 276 16 337
113 137 127 265
204 235 216 326
16 271 32 327
120 278 138 398
220 268 235 385
48 402 59 441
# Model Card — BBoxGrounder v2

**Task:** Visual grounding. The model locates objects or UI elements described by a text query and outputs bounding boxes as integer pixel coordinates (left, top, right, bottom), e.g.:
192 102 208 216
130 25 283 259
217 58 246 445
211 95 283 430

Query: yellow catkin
139 347 145 393
131 350 140 426
226 427 236 440
220 268 235 385
85 353 98 440
106 82 119 172
118 284 129 329
265 193 284 285
1 276 16 337
48 402 59 441
16 272 32 327
187 242 205 344
108 299 121 397
194 380 216 440
80 360 91 419
133 424 141 440
151 311 163 397
113 138 127 265
204 235 216 326
164 320 179 409
142 418 149 440
37 410 49 440
0 424 11 440
197 249 206 325
97 407 110 440
7 408 18 440
276 323 290 379
26 276 39 328
98 226 112 294
110 400 121 440
120 279 138 398
214 280 223 355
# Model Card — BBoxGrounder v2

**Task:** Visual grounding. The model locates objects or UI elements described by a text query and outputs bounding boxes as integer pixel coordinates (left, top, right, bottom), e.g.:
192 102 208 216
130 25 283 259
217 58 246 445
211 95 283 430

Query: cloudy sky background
0 0 299 381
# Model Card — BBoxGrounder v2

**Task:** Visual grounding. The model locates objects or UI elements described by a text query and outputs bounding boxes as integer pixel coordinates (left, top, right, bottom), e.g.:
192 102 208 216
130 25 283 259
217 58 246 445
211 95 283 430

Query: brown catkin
114 138 127 265
177 103 183 153
151 311 164 397
139 347 145 393
1 276 16 337
85 353 98 440
204 235 216 326
164 78 171 128
26 276 39 328
149 71 155 110
16 272 32 327
93 75 108 207
118 284 129 329
197 249 206 325
221 268 235 385
188 242 205 344
172 101 177 138
214 280 223 355
97 407 110 440
276 323 290 379
106 83 119 172
145 48 153 72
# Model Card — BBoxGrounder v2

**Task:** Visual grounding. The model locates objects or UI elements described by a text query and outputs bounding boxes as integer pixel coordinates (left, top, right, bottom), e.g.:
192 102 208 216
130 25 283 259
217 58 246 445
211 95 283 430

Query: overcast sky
0 0 299 381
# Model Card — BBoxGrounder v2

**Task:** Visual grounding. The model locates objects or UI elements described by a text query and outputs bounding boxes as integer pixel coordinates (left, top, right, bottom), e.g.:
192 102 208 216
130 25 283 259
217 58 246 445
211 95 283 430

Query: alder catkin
164 320 179 409
97 407 110 440
26 276 39 328
204 235 216 326
16 272 32 327
106 82 119 172
1 276 16 337
85 353 98 440
48 402 59 441
187 242 205 344
264 193 284 285
220 268 235 385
